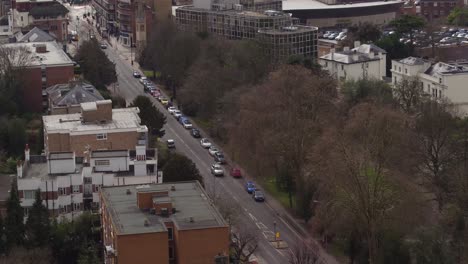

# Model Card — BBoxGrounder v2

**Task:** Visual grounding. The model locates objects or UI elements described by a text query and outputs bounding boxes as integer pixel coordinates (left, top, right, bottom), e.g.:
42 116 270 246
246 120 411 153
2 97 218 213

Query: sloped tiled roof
18 27 56 42
46 81 104 107
398 56 428 65
424 62 468 76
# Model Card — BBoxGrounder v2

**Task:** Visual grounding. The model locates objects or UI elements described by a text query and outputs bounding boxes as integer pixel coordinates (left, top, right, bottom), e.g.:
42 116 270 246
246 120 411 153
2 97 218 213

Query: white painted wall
91 156 129 172
48 158 76 174
320 59 383 81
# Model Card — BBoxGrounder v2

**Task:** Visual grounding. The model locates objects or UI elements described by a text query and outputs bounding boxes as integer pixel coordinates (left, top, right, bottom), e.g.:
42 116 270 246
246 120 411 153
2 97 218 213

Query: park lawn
143 70 161 79
261 176 295 209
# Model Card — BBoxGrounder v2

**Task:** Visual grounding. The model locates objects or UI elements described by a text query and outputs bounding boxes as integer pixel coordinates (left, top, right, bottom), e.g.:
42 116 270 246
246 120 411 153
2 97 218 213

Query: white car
182 119 192 129
139 76 148 84
173 110 182 119
200 138 211 148
210 163 224 176
208 146 219 156
168 106 177 114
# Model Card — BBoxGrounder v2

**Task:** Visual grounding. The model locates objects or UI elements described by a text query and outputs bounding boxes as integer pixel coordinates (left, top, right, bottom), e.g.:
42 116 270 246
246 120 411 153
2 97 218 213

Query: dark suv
191 128 201 138
214 152 226 164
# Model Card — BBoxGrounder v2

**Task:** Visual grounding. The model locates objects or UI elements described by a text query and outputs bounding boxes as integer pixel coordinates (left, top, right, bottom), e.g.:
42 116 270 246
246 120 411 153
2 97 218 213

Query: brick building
43 100 149 158
3 41 75 112
420 0 463 21
100 182 229 264
12 0 69 42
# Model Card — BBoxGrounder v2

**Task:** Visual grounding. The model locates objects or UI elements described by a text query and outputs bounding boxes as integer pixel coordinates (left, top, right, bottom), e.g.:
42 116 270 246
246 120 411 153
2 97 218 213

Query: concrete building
319 42 387 81
11 0 69 42
3 41 75 112
16 143 159 219
93 0 117 37
45 81 104 115
283 0 402 29
43 100 149 158
116 0 134 46
392 57 468 113
100 182 229 264
175 5 318 61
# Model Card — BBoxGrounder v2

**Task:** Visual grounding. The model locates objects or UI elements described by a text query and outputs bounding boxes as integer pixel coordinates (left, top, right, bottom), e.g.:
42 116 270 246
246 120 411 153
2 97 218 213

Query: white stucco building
319 41 387 81
17 144 160 221
391 57 468 114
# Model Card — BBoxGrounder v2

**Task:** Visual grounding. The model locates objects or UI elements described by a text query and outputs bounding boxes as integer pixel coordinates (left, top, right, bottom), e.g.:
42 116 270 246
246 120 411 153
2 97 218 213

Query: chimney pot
171 185 176 191
126 188 131 195
16 160 23 178
189 216 194 223
25 144 30 162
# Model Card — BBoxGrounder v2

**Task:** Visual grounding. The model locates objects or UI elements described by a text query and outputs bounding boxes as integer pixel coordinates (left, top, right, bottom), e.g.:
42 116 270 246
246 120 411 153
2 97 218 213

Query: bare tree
231 225 259 263
393 76 426 113
288 241 319 264
414 100 459 211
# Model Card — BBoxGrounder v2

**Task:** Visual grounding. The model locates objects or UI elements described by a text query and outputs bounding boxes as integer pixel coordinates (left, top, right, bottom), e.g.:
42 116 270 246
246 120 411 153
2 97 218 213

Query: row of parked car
134 72 265 202
321 31 347 41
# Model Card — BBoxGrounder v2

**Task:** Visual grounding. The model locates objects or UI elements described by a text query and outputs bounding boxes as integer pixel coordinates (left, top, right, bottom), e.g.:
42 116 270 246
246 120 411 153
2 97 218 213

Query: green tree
162 153 203 186
130 96 166 137
448 7 468 26
26 189 50 248
390 15 426 51
375 35 411 76
0 215 6 255
77 241 100 264
5 178 25 251
75 40 117 90
347 22 382 44
342 78 395 106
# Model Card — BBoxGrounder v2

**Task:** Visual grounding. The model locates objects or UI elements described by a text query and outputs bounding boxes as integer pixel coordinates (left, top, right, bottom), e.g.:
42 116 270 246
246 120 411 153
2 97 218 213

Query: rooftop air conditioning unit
161 208 169 217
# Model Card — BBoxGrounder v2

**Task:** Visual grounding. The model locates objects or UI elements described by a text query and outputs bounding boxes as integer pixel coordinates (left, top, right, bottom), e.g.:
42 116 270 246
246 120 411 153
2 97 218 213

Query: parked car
166 139 175 149
151 90 160 98
246 181 256 194
208 146 219 156
168 106 177 114
230 168 242 178
133 71 141 78
173 110 182 119
210 163 224 176
139 76 148 84
323 31 333 38
100 43 107 49
200 138 211 148
160 98 169 106
328 33 339 40
253 190 265 202
214 152 226 164
191 128 201 138
182 119 192 129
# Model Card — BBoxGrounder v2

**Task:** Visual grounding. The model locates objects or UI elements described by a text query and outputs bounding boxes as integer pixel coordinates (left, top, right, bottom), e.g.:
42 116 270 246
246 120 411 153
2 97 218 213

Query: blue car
246 181 256 194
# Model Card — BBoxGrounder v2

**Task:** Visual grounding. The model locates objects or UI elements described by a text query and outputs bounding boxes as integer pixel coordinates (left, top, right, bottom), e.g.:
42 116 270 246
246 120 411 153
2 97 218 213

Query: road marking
257 222 268 230
248 213 257 222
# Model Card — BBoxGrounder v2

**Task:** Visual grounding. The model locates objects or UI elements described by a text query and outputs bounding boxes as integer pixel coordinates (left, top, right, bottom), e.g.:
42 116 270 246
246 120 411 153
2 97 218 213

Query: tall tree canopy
130 96 166 137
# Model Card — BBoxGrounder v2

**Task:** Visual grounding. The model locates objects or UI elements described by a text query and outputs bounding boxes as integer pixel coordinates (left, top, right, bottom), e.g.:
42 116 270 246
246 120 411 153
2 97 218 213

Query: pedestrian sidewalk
106 35 141 70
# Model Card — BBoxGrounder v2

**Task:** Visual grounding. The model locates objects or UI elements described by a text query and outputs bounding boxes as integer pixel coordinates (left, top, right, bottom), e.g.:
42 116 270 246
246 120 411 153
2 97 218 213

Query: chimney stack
354 41 361 48
25 144 30 163
16 160 23 178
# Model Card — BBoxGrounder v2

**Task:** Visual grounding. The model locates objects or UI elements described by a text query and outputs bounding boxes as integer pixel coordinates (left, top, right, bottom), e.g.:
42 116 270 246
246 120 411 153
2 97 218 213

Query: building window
93 184 102 192
405 68 408 74
439 78 442 84
325 62 328 67
341 65 344 71
72 203 80 211
84 177 92 184
394 65 396 70
58 187 66 196
24 190 36 199
72 185 81 193
95 160 110 166
168 227 173 240
20 16 23 21
169 247 174 260
394 77 397 84
399 67 401 72
96 133 107 140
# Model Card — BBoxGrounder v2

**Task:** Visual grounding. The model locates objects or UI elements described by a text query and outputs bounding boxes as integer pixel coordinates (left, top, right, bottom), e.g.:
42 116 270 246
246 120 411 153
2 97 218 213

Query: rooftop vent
149 208 156 215
161 208 169 217
144 219 150 227
171 185 176 191
189 216 194 223
126 188 131 195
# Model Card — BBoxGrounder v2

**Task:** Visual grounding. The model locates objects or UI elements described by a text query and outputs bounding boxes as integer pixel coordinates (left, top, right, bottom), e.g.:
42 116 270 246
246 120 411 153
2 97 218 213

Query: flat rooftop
283 0 400 10
101 182 227 235
2 42 74 67
43 107 148 135
21 162 83 180
259 25 318 34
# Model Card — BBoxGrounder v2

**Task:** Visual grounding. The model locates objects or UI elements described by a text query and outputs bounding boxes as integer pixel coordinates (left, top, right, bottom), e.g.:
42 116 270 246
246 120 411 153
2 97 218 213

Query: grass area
193 117 213 132
261 176 296 209
142 70 160 79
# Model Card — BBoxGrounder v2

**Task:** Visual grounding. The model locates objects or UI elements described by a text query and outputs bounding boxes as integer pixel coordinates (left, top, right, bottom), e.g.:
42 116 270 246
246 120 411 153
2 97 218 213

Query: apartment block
175 6 318 61
3 41 75 112
100 182 229 264
319 42 387 81
43 100 149 158
420 0 463 21
392 57 468 114
17 142 159 219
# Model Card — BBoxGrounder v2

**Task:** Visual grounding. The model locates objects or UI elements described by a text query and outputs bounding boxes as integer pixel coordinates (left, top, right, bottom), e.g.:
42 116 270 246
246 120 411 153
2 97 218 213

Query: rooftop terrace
101 182 227 235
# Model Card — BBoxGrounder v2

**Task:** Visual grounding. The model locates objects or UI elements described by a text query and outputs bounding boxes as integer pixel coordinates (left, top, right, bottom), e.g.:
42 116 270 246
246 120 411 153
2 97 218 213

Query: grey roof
18 27 56 43
29 3 69 18
424 62 468 76
46 81 104 107
101 182 227 235
398 56 427 65
320 43 385 64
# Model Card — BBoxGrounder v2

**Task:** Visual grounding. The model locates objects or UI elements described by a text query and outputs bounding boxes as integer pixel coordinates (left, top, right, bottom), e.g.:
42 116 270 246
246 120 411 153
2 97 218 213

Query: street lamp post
130 37 133 66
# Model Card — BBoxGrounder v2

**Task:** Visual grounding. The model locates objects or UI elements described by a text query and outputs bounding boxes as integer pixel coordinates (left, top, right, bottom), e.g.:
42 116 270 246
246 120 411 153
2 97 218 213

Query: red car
230 168 242 178
151 90 160 98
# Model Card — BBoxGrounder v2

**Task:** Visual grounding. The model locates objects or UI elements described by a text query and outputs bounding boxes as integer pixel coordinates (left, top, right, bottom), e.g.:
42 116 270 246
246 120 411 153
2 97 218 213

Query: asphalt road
67 5 337 263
